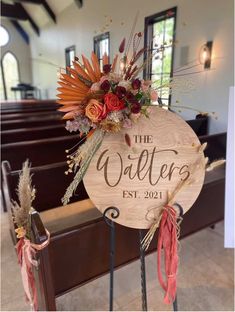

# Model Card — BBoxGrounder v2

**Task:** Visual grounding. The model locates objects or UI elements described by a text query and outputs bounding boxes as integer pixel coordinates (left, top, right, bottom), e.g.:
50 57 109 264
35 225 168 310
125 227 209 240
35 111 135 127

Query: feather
206 159 226 172
57 87 86 97
119 38 126 53
60 73 88 89
65 68 90 91
111 54 118 72
57 94 85 100
63 112 76 119
56 100 82 105
125 133 131 147
72 61 92 82
82 55 97 82
91 52 101 80
58 105 80 112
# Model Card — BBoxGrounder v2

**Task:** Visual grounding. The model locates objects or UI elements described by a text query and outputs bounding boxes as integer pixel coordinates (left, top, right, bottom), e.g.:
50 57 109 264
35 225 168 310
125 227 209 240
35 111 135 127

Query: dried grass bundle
12 160 36 238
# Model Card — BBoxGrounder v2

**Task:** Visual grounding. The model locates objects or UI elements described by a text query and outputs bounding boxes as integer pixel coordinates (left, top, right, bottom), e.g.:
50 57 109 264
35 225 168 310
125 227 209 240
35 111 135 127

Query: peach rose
104 93 125 111
85 99 107 122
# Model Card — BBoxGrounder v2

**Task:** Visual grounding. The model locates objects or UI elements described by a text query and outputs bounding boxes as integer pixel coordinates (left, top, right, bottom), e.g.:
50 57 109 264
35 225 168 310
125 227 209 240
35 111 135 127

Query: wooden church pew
1 99 56 105
186 116 208 136
1 124 75 144
2 158 225 311
1 116 64 130
199 132 227 162
1 134 81 212
1 110 63 121
0 100 59 115
0 99 58 109
1 106 59 115
1 134 82 171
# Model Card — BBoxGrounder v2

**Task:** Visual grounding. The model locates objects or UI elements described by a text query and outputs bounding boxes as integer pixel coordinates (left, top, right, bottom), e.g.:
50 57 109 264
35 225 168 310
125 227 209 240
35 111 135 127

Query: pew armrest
30 210 56 311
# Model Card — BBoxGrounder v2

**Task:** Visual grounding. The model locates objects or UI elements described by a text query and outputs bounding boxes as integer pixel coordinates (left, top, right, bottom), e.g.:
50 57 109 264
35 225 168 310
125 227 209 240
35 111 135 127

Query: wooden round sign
83 107 206 229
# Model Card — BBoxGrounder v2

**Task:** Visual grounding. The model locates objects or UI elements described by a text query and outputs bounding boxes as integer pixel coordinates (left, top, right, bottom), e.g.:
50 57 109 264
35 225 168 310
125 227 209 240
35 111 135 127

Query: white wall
1 18 32 85
30 0 234 133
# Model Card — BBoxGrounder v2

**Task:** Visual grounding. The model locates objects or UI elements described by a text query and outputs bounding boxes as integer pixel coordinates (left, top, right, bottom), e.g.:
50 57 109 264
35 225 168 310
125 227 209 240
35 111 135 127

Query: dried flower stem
12 160 36 239
62 129 105 205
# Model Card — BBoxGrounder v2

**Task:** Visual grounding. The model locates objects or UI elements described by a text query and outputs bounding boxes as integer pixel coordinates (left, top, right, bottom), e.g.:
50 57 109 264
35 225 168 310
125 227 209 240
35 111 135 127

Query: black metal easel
103 206 179 312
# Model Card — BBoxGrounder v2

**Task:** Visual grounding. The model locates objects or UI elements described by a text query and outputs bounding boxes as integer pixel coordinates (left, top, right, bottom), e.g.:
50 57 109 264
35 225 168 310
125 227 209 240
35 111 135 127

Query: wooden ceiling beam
42 1 56 23
17 3 40 36
11 0 44 4
12 0 56 24
1 2 28 20
74 0 83 9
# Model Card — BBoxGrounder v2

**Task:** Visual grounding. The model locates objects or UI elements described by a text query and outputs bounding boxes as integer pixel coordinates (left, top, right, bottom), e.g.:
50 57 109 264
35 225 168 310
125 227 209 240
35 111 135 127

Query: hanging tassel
16 238 38 311
157 205 179 304
16 230 50 311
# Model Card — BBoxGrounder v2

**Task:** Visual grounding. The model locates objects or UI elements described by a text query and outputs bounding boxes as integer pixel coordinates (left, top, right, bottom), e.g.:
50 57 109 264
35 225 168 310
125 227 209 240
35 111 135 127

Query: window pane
69 50 75 67
2 52 19 100
153 21 164 47
65 46 75 70
165 17 174 43
160 75 171 99
151 74 162 88
162 47 172 73
145 9 176 106
160 98 169 106
100 38 109 57
94 33 110 68
152 54 163 74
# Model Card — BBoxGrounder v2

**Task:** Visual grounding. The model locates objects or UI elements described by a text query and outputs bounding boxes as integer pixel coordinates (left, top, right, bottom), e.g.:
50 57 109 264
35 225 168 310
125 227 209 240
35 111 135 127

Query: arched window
1 52 20 100
0 26 9 47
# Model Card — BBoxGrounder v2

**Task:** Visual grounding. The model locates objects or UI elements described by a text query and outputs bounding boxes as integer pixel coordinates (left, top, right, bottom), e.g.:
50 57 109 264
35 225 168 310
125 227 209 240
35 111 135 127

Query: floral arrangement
58 33 161 204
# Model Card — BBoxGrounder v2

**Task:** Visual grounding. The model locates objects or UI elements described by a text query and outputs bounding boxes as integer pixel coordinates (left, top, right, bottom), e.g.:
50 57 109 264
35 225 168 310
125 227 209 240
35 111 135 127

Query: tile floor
1 211 234 311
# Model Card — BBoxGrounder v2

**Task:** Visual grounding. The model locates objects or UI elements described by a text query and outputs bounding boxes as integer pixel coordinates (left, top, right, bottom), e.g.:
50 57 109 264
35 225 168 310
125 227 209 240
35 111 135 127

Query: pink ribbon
16 230 50 311
157 205 178 304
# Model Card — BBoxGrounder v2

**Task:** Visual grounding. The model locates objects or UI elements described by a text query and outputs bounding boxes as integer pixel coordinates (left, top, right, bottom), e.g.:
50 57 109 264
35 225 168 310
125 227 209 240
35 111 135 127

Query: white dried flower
118 80 132 90
108 111 124 123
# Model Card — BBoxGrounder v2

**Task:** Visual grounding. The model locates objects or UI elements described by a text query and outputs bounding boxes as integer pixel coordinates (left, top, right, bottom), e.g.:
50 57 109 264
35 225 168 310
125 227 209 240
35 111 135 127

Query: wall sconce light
199 41 213 69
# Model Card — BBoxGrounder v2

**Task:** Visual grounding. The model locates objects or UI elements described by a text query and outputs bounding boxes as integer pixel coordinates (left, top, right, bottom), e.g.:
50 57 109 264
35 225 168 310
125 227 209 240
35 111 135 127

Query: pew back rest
1 116 64 130
1 134 81 170
2 160 88 214
1 111 63 121
1 107 59 115
199 132 227 162
0 99 58 110
1 124 75 144
186 116 208 136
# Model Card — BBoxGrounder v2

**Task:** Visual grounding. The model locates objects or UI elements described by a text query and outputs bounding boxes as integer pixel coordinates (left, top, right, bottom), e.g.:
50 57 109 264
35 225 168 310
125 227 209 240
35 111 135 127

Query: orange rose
85 99 107 123
104 93 125 111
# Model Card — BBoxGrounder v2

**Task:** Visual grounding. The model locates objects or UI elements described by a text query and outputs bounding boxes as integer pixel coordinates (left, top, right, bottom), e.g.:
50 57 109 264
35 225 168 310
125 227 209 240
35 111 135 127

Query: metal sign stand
103 206 178 312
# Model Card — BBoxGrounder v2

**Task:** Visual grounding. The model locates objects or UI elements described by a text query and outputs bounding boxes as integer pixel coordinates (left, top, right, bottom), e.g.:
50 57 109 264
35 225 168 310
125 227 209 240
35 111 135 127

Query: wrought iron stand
103 206 179 312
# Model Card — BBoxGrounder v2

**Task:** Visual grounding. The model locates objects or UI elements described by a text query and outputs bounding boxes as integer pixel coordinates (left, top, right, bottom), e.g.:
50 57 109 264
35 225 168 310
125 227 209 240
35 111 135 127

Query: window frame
144 7 177 106
65 45 76 71
1 50 20 100
93 32 110 66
